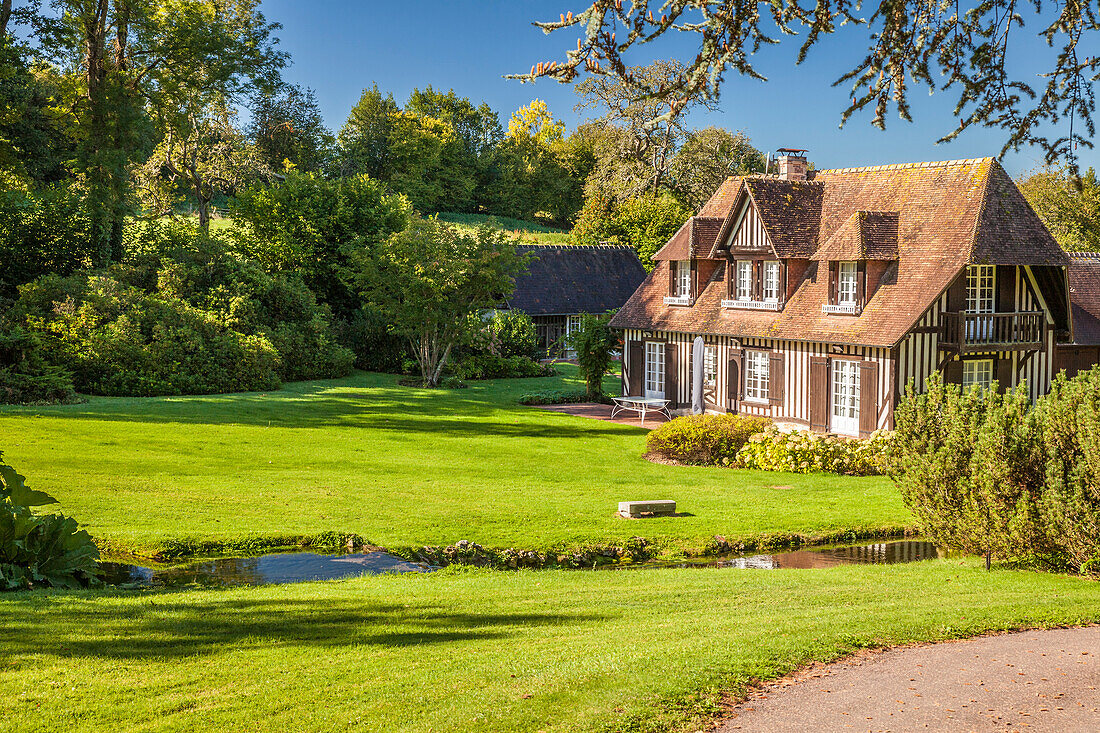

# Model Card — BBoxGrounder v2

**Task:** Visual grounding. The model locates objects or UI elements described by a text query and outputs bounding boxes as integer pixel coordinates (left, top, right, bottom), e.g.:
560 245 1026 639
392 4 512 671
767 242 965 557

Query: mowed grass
436 212 572 244
0 367 909 555
3 560 1099 733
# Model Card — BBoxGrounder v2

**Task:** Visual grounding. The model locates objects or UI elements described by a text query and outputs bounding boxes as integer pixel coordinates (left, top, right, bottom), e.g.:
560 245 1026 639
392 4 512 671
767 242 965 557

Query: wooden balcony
939 311 1046 353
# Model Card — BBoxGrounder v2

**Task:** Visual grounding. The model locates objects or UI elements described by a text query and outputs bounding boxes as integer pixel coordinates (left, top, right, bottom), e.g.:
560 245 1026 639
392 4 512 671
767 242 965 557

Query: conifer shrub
646 414 770 465
0 326 80 404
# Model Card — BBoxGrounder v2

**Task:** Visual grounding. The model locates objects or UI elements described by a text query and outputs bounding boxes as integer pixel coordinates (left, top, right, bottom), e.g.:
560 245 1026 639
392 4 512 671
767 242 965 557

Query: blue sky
264 0 1097 177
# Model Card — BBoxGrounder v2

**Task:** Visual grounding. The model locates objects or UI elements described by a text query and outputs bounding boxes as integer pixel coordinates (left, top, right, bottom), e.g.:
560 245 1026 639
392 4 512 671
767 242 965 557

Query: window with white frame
962 359 994 391
703 345 717 388
644 341 665 398
675 260 691 297
736 260 753 300
837 261 858 305
763 261 781 303
967 265 995 313
744 350 770 402
566 315 583 335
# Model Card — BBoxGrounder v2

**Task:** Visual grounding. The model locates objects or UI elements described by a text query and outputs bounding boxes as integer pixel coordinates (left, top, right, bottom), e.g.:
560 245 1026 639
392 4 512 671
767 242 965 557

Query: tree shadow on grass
0 372 637 438
1 593 608 661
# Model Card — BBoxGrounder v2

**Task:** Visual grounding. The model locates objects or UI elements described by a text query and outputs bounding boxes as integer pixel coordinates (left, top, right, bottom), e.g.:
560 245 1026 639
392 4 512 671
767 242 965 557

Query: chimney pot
776 149 808 181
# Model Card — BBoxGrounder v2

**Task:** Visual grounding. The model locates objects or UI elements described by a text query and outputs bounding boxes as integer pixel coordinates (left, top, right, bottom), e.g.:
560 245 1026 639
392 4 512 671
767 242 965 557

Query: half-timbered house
610 154 1083 435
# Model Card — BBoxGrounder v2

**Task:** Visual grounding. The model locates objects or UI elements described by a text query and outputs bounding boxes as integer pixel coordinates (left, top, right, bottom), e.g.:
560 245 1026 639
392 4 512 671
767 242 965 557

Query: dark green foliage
518 389 594 405
452 354 554 381
231 170 411 317
0 326 79 405
12 221 352 396
247 83 334 173
646 414 771 466
0 180 95 299
0 452 100 590
466 310 540 361
1034 368 1100 572
566 312 618 397
334 306 407 373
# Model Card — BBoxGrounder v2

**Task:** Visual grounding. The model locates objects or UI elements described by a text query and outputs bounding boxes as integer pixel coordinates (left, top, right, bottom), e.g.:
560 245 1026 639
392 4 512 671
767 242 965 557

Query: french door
830 359 860 436
644 342 665 399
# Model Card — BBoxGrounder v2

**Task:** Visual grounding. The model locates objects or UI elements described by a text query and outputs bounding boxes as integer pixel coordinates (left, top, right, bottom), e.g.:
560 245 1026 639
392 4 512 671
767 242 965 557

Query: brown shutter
750 260 760 300
995 356 1012 392
945 357 963 384
858 360 878 437
947 270 967 313
779 260 788 304
768 352 784 406
726 260 734 299
996 265 1015 313
828 262 838 304
809 356 829 432
856 261 867 309
626 340 643 396
667 261 677 297
727 349 743 411
665 341 678 406
690 259 699 300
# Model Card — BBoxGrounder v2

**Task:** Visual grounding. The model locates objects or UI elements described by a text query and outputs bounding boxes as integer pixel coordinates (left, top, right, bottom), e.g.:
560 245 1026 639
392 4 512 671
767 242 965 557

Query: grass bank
2 559 1097 732
436 212 572 244
0 366 910 559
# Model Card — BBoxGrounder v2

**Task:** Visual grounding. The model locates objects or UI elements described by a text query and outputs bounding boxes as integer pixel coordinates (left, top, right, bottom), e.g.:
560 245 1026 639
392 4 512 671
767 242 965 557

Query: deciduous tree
1018 166 1100 251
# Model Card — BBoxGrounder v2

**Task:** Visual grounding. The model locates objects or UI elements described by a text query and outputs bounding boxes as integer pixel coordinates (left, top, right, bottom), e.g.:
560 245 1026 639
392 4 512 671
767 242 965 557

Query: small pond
98 540 943 589
98 551 434 589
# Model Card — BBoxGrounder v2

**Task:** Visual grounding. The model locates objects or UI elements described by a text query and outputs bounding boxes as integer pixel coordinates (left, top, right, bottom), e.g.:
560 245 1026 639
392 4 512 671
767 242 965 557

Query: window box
663 295 693 306
822 303 860 315
723 299 782 311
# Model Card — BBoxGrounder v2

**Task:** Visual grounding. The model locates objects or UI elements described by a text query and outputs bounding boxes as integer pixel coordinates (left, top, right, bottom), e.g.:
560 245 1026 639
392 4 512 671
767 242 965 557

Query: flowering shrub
736 427 894 476
646 414 771 465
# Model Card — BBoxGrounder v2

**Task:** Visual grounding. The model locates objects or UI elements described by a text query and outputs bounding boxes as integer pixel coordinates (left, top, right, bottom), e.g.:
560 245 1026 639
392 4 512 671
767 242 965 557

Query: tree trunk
985 551 991 571
197 192 211 230
0 0 13 39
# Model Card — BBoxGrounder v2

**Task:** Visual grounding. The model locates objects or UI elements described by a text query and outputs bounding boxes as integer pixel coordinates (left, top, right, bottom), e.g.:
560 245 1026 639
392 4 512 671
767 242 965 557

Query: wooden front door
727 350 742 413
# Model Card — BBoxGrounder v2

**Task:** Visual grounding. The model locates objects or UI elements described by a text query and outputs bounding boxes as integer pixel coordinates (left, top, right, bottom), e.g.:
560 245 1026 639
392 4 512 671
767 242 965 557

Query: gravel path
718 626 1100 732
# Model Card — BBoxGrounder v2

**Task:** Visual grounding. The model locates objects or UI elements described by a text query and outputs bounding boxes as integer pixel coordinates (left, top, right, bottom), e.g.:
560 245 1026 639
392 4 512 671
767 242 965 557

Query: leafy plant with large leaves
0 453 99 590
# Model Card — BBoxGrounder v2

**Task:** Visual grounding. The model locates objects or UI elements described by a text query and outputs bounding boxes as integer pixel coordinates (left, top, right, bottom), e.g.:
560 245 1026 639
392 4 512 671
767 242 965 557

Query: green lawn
0 367 909 557
436 212 572 244
3 560 1098 733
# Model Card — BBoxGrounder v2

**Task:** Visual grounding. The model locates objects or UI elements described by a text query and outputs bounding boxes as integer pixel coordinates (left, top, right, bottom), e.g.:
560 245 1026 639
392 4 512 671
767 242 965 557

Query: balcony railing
822 303 860 315
663 294 692 306
939 311 1045 353
722 298 782 311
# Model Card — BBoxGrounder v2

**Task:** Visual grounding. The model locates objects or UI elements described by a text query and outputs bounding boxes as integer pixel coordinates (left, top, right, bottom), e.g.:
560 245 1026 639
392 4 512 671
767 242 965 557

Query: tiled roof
653 216 724 261
1068 253 1100 344
812 211 899 261
611 158 1069 347
509 244 646 316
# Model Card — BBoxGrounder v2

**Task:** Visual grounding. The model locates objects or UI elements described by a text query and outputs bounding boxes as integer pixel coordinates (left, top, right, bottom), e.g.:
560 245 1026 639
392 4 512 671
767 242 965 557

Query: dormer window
664 260 694 305
763 261 781 303
736 261 753 301
837 261 858 305
675 260 691 297
823 260 865 315
724 259 786 311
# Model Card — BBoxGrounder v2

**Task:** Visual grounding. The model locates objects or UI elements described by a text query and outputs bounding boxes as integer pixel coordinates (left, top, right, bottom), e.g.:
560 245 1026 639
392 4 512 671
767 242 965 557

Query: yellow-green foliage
737 427 894 476
646 413 771 465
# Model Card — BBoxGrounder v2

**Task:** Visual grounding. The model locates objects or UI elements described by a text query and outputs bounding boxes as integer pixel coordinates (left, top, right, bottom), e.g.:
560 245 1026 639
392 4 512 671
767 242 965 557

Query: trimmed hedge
451 354 554 380
645 414 771 465
518 389 594 405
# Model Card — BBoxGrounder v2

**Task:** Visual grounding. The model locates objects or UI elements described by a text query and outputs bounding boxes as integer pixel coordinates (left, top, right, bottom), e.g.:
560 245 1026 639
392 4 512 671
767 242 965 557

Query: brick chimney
776 148 808 181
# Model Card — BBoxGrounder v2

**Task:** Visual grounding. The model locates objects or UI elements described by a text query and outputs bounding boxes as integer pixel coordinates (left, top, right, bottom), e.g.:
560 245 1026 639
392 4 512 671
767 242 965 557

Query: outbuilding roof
611 158 1069 347
508 244 647 316
1068 252 1100 345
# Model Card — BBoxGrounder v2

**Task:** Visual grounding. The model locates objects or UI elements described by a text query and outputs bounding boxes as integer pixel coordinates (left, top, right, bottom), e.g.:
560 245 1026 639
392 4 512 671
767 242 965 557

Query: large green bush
11 222 353 396
0 326 80 405
646 414 771 465
0 453 100 590
1034 368 1100 572
571 193 691 271
738 427 894 476
890 372 1097 572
